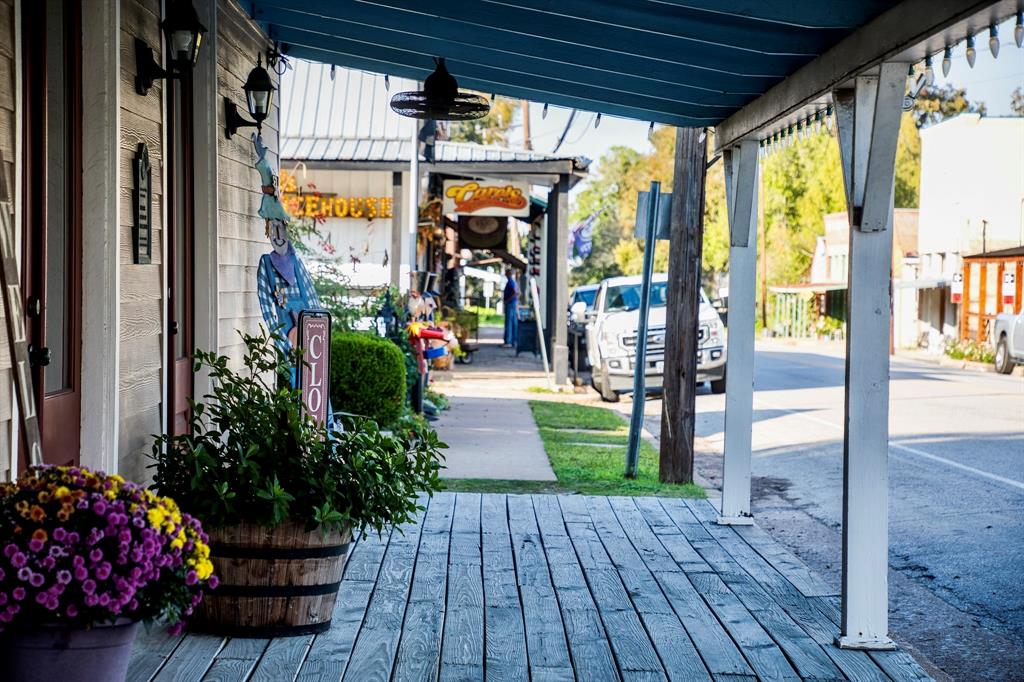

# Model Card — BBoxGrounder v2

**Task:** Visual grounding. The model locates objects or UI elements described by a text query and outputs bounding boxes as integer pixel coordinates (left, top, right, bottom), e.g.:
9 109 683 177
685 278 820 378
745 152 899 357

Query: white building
917 114 1024 344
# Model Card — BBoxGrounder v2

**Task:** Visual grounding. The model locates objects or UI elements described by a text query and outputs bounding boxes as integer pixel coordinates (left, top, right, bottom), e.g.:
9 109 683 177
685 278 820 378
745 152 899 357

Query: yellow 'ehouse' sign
279 170 393 220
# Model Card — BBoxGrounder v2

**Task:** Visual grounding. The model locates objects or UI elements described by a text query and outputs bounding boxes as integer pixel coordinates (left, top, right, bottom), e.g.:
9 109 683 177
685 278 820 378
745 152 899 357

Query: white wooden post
833 61 906 650
718 139 759 525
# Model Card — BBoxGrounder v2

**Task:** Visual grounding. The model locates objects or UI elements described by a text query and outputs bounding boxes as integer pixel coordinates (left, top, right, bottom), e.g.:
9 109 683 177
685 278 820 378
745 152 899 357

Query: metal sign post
625 181 667 478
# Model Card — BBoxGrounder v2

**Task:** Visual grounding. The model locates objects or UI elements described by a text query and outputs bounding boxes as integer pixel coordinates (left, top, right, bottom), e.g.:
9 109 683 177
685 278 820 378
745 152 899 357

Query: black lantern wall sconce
224 55 276 139
134 0 207 96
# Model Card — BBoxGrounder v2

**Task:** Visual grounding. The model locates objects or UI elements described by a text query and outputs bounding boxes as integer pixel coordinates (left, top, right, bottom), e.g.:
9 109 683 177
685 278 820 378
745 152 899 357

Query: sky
508 17 1024 193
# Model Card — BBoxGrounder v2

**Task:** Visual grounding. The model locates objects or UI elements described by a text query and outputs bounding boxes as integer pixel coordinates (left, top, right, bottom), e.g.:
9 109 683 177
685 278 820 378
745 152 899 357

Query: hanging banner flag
297 311 331 428
443 179 531 216
571 212 598 259
1003 271 1016 305
950 271 963 304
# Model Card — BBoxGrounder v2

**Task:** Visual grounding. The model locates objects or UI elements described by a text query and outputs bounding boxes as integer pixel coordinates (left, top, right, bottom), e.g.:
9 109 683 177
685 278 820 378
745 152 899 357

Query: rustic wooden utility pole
660 128 707 484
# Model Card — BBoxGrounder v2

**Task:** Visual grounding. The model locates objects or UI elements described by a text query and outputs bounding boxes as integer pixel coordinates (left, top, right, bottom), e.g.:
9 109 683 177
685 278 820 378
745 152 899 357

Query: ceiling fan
390 58 490 121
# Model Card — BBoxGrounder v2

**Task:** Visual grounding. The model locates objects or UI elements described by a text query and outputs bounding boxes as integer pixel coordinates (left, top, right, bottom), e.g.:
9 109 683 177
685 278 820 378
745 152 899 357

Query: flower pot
194 521 352 637
0 619 140 682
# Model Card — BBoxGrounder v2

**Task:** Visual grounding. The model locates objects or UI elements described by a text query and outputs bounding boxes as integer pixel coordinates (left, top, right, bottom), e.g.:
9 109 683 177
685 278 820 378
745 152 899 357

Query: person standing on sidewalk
503 268 519 347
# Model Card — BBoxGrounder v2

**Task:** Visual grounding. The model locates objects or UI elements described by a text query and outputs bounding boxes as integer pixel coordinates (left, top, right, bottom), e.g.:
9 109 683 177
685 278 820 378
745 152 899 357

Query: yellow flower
53 486 70 499
147 507 166 528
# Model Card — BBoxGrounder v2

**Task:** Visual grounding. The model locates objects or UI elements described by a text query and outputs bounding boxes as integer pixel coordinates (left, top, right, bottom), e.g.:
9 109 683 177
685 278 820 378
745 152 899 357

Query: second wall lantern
225 56 276 139
135 0 207 96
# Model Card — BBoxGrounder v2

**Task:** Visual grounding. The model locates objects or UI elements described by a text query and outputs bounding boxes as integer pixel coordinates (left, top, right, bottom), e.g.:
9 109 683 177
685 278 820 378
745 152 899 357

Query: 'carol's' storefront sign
443 179 530 217
279 170 393 220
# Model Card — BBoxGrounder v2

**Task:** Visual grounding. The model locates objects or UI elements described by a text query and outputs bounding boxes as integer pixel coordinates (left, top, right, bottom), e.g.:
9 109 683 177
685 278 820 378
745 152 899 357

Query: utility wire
550 109 579 154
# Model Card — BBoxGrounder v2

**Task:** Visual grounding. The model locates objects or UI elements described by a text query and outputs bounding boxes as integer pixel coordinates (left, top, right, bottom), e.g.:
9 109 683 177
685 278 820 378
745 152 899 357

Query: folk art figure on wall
252 133 326 387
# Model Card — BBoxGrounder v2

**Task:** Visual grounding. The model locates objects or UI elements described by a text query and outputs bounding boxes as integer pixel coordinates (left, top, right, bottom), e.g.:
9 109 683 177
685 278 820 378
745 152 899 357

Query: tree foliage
447 96 517 145
569 84 986 295
1012 86 1024 116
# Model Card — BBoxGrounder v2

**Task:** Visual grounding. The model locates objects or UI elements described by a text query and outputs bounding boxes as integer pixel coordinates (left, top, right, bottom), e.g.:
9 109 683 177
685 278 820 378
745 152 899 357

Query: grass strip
529 400 626 431
443 402 704 499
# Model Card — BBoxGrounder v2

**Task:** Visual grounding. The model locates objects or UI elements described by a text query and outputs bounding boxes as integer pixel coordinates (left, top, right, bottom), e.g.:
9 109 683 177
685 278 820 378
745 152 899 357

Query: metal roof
280 60 590 176
280 134 580 165
247 0 1017 146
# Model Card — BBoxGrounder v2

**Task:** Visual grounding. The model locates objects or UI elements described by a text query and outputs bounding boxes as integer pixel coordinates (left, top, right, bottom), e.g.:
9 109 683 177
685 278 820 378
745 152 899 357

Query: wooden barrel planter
194 521 352 637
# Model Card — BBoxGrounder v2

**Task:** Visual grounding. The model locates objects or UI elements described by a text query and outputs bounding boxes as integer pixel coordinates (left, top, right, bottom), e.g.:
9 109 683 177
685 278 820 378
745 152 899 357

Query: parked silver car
579 274 727 402
992 311 1024 374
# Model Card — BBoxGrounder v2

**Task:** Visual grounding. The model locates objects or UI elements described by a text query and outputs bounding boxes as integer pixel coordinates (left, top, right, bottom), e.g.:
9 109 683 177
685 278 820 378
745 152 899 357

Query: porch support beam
832 61 905 651
718 138 759 525
545 175 569 385
660 127 707 484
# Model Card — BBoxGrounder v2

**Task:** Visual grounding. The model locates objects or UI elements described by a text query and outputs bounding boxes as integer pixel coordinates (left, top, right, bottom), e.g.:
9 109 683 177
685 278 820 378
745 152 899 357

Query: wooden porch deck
127 493 931 681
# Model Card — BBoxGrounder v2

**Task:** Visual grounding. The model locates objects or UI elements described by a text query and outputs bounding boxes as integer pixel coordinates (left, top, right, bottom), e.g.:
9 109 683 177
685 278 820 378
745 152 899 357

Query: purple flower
89 548 103 563
56 570 72 585
10 552 27 568
12 587 25 601
52 528 67 542
35 592 48 605
98 594 110 607
16 567 31 582
3 544 17 558
84 594 98 607
167 622 184 636
185 570 198 586
208 575 220 590
28 573 44 588
95 563 111 580
93 500 107 515
72 555 84 568
44 597 58 611
82 579 96 595
74 566 88 581
28 538 44 553
65 605 77 618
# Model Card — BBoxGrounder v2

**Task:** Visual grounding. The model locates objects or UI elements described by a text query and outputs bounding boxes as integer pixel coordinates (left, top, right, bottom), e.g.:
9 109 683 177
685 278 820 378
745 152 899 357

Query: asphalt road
621 341 1024 681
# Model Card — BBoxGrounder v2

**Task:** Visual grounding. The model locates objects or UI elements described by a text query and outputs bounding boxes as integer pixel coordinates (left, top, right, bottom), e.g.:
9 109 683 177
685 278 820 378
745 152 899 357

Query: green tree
448 96 517 145
911 84 987 127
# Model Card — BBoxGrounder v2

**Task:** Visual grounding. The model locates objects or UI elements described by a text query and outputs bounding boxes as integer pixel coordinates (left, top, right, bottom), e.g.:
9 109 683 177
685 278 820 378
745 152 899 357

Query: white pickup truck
992 311 1024 374
579 274 727 402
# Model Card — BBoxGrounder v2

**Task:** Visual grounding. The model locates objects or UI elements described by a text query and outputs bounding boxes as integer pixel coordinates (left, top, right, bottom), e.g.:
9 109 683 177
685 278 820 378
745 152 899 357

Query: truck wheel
600 384 620 403
994 337 1013 374
710 377 727 394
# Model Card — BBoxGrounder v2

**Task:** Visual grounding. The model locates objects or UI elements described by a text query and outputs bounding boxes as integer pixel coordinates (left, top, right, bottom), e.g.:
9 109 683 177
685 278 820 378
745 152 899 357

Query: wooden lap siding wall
0 0 272 480
216 1 279 370
119 0 166 482
0 0 14 480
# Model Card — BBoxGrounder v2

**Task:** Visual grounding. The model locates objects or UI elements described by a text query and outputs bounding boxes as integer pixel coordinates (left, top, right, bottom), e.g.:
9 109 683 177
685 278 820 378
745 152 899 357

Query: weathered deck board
393 493 457 682
130 493 931 681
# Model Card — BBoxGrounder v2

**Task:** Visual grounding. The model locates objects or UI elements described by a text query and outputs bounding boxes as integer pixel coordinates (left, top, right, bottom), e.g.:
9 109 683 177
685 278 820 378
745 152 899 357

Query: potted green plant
150 330 444 636
0 465 216 681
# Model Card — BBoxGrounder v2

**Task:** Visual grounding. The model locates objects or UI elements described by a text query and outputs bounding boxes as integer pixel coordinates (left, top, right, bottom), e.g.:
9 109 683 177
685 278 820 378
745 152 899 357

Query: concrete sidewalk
432 326 556 481
434 396 555 480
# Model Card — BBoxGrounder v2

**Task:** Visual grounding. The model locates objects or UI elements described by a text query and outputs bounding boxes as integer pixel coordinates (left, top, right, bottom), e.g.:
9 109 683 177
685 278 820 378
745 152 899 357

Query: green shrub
331 331 407 426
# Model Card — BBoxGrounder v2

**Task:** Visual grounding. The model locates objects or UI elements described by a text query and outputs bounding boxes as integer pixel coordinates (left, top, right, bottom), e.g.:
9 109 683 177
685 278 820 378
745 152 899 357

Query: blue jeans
504 301 519 345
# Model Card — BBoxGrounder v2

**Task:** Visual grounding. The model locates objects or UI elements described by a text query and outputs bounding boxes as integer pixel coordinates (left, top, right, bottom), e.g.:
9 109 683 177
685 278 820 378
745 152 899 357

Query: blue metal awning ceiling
244 0 1021 136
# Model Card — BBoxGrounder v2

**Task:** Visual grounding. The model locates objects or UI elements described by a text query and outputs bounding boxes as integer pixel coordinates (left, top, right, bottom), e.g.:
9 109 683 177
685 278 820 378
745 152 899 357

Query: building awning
964 246 1024 260
245 0 1017 146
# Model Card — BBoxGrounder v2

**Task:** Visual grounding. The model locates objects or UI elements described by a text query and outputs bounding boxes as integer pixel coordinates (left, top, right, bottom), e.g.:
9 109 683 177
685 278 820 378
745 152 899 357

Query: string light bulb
942 46 952 76
924 55 934 86
594 113 602 129
1016 13 1023 48
330 64 336 81
648 121 655 139
989 25 1000 58
542 103 549 119
966 36 976 68
490 93 497 103
825 105 834 132
384 73 389 90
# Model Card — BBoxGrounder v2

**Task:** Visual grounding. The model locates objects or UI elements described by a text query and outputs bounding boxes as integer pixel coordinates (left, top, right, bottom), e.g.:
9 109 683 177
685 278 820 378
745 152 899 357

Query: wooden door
21 0 82 467
167 73 195 436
